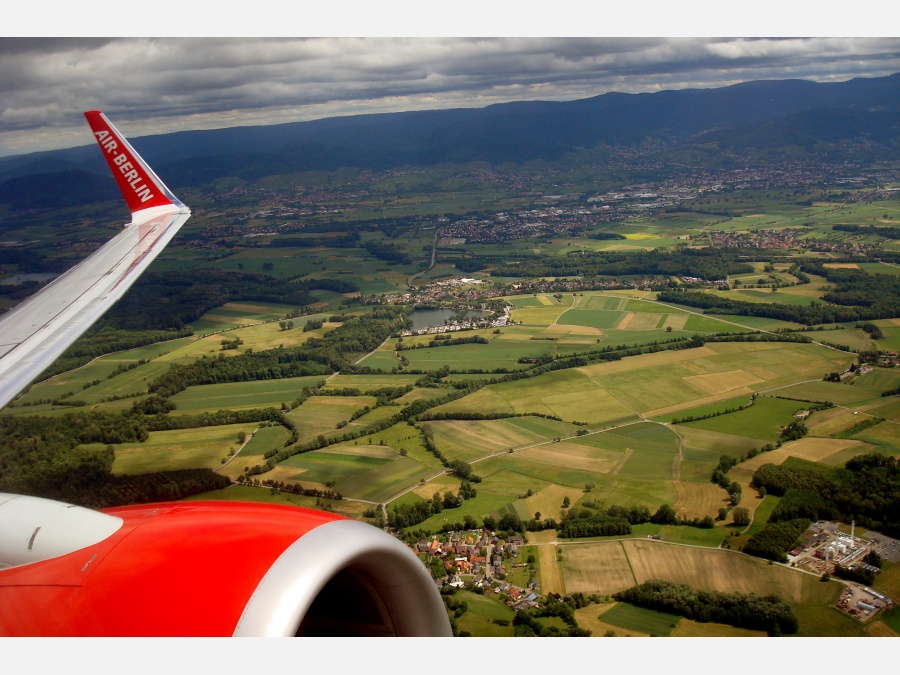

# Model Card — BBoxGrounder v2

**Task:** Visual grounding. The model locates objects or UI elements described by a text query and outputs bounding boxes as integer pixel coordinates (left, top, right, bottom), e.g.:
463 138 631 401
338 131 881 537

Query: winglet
84 111 184 213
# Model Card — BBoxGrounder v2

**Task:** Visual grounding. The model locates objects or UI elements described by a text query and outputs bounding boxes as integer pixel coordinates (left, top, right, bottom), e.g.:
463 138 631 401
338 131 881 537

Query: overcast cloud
2 35 899 157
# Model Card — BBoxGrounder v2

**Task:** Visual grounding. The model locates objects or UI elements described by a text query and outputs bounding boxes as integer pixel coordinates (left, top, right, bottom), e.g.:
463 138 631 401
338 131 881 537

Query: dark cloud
1 36 898 157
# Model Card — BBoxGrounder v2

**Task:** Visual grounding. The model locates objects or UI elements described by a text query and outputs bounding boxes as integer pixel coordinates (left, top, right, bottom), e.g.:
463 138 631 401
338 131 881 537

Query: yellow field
573 604 648 637
673 481 727 520
433 371 637 425
559 541 637 595
538 544 566 595
627 312 665 329
806 408 868 437
539 324 605 338
661 314 688 330
683 370 764 396
864 622 899 637
409 477 459 499
779 437 872 464
671 619 766 637
520 442 624 475
617 312 636 329
645 391 759 419
224 321 336 352
575 346 718 377
726 446 792 488
622 540 804 601
511 306 572 324
525 484 586 522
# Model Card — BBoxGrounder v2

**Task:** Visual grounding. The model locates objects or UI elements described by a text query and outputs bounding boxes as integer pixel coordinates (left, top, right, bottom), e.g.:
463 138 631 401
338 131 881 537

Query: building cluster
414 530 542 612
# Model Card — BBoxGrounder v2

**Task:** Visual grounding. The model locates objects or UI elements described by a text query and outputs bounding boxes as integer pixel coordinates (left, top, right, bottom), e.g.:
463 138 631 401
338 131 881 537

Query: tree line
614 579 798 636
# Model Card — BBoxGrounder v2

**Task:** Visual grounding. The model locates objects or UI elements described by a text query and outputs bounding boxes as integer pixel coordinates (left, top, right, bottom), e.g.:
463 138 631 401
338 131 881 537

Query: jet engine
0 493 452 637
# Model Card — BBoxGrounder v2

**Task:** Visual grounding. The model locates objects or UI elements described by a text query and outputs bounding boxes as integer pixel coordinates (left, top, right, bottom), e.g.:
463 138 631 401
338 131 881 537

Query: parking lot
863 531 900 564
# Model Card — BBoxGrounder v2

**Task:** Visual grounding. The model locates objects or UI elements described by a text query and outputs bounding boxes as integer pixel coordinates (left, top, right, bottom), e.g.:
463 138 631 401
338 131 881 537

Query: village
412 530 544 612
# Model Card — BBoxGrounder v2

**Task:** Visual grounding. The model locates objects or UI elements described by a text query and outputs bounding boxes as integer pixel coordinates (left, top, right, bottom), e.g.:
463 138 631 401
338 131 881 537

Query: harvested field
645 390 758 419
676 426 766 463
573 604 648 637
673 481 727 520
617 312 636 329
864 622 900 638
576 347 716 377
622 539 803 602
683 370 764 396
521 442 624 475
780 437 873 465
661 314 688 331
525 484 587 522
558 541 637 596
620 312 664 330
538 545 565 595
671 620 766 637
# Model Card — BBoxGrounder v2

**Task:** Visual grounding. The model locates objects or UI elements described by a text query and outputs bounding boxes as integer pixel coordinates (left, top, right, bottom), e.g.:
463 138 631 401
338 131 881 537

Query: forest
614 579 799 636
750 454 900 541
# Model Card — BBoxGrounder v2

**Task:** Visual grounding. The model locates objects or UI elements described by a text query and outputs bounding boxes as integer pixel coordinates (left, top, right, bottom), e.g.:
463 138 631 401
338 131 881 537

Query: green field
109 423 257 474
599 602 681 636
170 376 328 413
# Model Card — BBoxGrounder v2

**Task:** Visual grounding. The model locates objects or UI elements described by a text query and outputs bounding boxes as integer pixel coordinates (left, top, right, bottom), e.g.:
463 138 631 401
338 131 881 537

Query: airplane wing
0 113 453 637
0 111 191 410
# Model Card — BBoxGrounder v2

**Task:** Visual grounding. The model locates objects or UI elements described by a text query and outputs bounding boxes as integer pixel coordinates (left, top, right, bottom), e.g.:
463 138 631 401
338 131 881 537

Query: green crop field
110 423 257 474
599 602 681 636
677 395 810 442
169 376 327 413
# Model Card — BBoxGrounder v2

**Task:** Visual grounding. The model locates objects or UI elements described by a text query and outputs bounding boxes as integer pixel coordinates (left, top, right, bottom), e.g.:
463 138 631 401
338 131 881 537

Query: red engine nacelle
0 493 451 637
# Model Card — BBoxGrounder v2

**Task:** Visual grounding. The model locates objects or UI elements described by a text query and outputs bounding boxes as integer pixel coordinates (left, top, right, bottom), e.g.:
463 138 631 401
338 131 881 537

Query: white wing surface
0 112 191 410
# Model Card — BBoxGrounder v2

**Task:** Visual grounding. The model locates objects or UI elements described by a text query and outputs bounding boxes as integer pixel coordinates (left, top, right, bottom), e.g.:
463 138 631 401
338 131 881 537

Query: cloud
1 36 898 157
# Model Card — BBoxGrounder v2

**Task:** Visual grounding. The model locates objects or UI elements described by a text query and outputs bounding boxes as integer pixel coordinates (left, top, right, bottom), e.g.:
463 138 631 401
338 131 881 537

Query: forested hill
1 72 898 208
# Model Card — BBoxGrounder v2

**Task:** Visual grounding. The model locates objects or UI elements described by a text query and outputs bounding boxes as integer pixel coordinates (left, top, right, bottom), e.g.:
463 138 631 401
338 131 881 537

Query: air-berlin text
94 130 155 203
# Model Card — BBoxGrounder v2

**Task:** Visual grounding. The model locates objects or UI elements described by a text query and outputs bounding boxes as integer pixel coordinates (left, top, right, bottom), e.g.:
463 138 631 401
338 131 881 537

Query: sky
2 3 899 157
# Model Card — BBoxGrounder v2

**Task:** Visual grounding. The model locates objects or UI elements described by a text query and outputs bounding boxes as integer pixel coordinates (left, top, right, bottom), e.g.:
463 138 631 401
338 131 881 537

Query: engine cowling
0 494 452 637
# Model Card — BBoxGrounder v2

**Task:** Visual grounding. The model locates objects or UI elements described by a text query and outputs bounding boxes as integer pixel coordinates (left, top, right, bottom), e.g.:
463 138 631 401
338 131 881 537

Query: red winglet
84 111 178 213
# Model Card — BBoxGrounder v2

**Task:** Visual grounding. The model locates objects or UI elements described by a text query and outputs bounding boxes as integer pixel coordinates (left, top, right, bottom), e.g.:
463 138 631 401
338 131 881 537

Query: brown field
621 312 664 330
410 478 458 500
683 370 764 396
538 544 566 595
576 346 719 378
610 447 633 475
823 263 861 269
573 604 649 637
542 324 605 337
661 314 688 330
807 408 869 437
726 446 792 488
525 530 559 544
622 539 804 602
256 465 320 486
780 437 872 464
673 481 727 520
522 442 624 475
617 312 636 329
218 455 267 481
671 620 766 637
559 541 637 596
864 621 900 637
645 390 758 419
